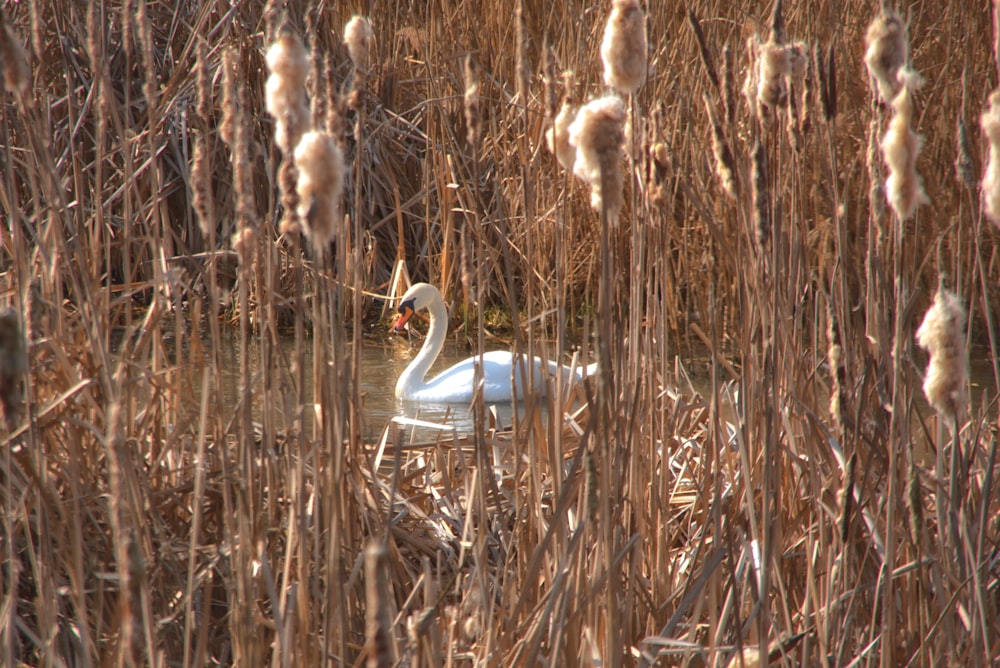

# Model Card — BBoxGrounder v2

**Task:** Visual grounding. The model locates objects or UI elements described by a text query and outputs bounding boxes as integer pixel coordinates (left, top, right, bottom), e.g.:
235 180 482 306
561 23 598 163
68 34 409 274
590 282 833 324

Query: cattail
703 95 737 199
220 49 255 233
687 9 719 97
815 43 838 123
345 15 373 110
463 55 480 149
542 47 560 121
906 455 924 546
136 0 156 106
955 117 975 189
721 42 737 129
881 70 927 221
864 10 908 105
0 10 29 95
838 452 857 542
915 284 969 419
867 117 886 226
231 227 257 263
545 101 577 170
742 37 760 119
799 43 814 136
365 542 397 667
981 91 1000 227
191 42 214 239
546 72 577 171
601 0 647 94
265 27 310 156
344 15 374 73
191 141 214 238
0 308 25 429
826 301 846 432
647 142 670 208
514 2 529 106
568 95 627 216
751 139 769 247
294 131 344 252
756 41 790 121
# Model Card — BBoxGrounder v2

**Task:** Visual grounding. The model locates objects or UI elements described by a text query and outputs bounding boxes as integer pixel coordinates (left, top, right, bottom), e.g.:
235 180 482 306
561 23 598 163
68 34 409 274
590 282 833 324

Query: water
217 330 546 441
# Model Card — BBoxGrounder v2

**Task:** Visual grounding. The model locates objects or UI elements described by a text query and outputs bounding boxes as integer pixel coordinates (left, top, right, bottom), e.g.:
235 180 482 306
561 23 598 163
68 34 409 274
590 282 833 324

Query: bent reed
1 1 999 665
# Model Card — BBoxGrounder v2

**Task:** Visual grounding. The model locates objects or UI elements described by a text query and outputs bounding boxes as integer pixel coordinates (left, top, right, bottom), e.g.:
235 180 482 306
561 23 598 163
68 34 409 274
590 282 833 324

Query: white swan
393 283 597 403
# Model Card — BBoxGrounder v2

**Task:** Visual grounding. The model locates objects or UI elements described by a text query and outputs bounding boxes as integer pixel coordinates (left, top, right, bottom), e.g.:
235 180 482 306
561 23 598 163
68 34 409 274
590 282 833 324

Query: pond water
216 329 558 441
209 330 999 443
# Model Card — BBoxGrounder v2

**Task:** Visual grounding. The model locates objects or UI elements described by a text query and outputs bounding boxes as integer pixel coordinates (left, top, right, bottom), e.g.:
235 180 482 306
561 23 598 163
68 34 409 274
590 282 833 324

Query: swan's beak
393 300 415 333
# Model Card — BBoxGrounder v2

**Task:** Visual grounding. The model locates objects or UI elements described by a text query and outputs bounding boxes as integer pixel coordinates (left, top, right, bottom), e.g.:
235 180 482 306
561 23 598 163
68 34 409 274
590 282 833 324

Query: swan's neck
395 295 448 399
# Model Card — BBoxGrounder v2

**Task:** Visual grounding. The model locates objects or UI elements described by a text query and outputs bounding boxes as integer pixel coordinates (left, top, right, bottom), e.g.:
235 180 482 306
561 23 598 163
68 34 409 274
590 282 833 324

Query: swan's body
393 283 596 403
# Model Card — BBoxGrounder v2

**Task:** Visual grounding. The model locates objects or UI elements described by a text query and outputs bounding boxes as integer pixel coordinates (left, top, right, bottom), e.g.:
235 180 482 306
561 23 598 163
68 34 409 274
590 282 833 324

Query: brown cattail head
721 42 737 129
0 307 26 429
344 15 374 73
191 140 214 239
980 90 1000 227
815 42 838 123
464 55 481 149
0 9 30 95
601 0 647 94
687 9 719 96
364 542 397 667
915 284 968 419
542 47 560 120
769 0 786 45
826 299 846 431
647 141 670 208
294 131 344 252
265 27 310 155
568 95 627 216
703 95 737 199
515 2 529 105
864 9 908 105
955 117 975 189
881 69 927 221
751 139 770 247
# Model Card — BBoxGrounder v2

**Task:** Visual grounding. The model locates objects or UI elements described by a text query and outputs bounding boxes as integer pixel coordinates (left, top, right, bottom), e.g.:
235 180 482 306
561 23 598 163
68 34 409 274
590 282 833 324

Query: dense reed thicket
1 0 999 665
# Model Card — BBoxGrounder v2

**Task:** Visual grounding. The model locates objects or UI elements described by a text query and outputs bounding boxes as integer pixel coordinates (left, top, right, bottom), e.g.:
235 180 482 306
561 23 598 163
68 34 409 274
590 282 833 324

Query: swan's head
392 283 440 333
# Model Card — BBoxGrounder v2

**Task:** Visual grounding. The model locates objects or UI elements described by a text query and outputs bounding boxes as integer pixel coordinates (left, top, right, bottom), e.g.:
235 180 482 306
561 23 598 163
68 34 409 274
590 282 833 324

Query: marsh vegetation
1 0 999 665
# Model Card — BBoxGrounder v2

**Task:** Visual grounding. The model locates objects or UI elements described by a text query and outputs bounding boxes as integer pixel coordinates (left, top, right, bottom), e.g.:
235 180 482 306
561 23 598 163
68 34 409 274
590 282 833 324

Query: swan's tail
581 362 598 378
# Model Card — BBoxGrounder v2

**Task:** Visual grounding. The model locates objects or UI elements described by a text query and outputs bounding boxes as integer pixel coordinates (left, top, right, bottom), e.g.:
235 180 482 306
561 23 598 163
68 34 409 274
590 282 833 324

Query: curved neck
395 292 448 398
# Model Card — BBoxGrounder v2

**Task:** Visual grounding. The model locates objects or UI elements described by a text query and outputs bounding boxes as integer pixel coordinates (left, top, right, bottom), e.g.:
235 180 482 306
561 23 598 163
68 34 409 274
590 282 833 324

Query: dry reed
0 2 998 666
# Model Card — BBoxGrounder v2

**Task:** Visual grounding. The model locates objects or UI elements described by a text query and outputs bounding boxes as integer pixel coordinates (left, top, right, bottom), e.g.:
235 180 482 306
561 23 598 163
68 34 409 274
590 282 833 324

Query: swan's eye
397 299 414 315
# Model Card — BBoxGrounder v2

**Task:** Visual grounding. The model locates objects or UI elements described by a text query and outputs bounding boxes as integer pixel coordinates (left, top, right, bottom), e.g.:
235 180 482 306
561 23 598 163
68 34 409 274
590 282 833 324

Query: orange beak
393 301 415 333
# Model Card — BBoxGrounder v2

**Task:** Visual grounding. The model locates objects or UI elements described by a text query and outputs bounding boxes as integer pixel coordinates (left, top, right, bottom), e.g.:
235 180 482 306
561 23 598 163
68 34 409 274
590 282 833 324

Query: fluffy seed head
265 28 310 155
568 95 627 216
915 285 968 418
756 41 790 121
601 0 647 94
294 131 344 252
864 10 908 105
980 91 1000 227
344 15 374 72
547 101 577 171
881 70 928 221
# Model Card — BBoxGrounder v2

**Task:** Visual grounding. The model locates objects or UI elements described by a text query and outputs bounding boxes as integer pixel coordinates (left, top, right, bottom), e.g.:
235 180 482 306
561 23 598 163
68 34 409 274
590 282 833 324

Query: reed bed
1 0 999 665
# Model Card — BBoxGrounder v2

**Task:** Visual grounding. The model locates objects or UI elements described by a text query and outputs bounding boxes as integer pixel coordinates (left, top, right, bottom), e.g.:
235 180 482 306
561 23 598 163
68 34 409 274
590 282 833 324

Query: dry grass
1 0 1000 665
